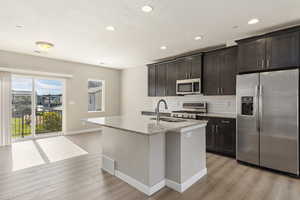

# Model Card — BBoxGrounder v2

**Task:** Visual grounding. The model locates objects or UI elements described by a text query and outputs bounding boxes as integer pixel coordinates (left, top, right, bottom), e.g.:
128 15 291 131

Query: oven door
176 80 193 94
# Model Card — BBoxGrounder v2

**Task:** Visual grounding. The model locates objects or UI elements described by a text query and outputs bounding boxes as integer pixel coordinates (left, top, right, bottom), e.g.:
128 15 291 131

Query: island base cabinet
101 127 165 195
100 125 207 195
165 126 207 192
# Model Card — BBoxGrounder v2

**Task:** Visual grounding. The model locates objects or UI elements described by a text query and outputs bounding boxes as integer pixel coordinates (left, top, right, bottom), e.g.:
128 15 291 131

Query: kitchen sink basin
150 117 187 122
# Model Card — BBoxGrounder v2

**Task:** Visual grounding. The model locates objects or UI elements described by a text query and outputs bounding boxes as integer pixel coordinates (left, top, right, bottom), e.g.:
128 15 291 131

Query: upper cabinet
203 47 237 95
237 30 300 73
266 32 299 69
203 51 220 95
166 61 178 96
238 39 266 73
147 53 202 97
156 63 167 96
147 64 156 97
176 54 202 80
189 54 202 79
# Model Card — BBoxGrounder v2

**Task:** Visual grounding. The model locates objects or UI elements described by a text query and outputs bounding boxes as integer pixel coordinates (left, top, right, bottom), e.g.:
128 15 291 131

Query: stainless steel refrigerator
236 69 299 175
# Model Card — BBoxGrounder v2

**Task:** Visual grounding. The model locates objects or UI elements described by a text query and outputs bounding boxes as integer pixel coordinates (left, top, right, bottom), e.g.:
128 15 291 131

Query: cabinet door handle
211 125 214 133
266 59 270 68
215 125 218 133
261 59 265 69
221 120 230 124
221 88 223 94
217 88 220 94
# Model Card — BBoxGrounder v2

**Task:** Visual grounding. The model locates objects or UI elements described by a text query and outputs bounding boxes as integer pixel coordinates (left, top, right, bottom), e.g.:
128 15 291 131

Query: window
88 79 104 112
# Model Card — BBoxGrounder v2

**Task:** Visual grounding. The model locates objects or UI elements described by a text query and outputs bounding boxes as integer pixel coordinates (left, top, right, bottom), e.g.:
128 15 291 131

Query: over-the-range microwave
176 78 201 95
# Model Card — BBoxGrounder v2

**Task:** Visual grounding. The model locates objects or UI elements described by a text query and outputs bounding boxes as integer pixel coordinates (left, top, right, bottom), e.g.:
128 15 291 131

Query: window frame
87 79 105 113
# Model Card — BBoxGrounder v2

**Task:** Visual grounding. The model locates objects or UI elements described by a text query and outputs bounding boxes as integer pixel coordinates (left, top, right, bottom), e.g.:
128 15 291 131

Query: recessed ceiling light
194 36 203 41
106 26 115 31
16 25 24 29
248 18 259 25
35 41 54 51
142 5 153 13
160 46 167 50
232 25 239 29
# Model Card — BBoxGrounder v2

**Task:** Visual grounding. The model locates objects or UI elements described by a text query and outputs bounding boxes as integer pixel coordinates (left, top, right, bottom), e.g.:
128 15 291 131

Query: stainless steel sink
150 117 186 122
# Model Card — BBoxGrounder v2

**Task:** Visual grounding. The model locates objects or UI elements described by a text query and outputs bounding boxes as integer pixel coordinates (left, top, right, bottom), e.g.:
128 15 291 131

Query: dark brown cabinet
189 54 202 79
166 61 178 96
176 54 202 80
147 64 156 97
216 118 236 156
266 32 299 69
203 52 220 95
156 63 167 96
203 47 237 95
204 117 216 151
237 30 300 73
238 39 266 73
176 59 190 80
147 53 202 97
220 48 238 95
200 117 236 157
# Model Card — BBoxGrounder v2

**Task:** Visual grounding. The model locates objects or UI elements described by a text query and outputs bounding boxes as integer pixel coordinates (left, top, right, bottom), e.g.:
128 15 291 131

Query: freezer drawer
260 69 299 175
236 73 260 165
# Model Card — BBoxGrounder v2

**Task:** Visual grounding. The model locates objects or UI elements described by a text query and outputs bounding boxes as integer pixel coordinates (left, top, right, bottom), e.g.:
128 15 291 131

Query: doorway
11 75 65 141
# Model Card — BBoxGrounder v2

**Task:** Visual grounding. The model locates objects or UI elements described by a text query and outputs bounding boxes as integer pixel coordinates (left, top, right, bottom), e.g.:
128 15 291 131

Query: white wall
121 66 236 115
0 50 121 134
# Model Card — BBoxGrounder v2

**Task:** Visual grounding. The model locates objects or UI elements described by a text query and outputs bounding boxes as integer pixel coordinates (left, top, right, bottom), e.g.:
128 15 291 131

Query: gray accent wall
0 50 121 133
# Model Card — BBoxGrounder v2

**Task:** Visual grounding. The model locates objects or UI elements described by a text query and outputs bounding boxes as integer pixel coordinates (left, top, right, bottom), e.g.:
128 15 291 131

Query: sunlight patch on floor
12 140 45 171
36 136 88 162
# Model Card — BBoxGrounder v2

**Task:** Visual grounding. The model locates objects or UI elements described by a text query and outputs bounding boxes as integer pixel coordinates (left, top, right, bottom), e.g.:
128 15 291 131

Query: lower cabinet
200 117 236 157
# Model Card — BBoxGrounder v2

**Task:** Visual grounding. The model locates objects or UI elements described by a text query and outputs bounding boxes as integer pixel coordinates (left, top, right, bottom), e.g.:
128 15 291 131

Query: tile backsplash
143 95 236 114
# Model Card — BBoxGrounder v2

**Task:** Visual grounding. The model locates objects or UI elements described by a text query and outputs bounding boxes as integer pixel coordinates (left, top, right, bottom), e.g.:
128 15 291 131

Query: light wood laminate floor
0 132 300 200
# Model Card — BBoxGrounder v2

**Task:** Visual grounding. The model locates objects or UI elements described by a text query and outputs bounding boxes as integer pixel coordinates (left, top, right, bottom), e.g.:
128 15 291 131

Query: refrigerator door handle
256 85 260 132
259 84 263 132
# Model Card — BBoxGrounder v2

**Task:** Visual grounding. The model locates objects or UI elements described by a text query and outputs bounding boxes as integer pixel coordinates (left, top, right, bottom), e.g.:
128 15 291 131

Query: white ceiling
0 0 300 69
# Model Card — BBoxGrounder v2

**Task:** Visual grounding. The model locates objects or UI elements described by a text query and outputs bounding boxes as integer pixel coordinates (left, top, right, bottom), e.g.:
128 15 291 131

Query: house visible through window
88 80 104 112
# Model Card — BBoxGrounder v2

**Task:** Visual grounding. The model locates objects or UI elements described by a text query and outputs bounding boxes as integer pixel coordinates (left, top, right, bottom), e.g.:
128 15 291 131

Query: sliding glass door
11 77 33 139
11 75 64 140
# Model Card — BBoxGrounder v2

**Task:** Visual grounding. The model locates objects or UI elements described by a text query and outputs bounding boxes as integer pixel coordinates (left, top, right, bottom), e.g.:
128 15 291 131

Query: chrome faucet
156 99 168 122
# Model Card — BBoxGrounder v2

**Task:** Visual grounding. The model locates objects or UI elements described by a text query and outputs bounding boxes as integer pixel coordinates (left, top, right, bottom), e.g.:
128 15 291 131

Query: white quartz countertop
83 115 207 135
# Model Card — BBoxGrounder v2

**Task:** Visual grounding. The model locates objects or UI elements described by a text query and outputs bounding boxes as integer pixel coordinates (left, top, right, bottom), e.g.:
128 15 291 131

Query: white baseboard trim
166 168 207 193
65 128 102 135
115 170 165 196
102 155 115 175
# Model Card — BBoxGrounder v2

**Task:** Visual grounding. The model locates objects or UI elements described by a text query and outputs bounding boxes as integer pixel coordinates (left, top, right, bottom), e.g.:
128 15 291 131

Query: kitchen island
84 115 207 195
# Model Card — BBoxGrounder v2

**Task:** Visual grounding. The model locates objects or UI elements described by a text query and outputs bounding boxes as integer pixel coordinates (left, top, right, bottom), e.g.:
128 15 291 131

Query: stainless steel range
171 102 207 119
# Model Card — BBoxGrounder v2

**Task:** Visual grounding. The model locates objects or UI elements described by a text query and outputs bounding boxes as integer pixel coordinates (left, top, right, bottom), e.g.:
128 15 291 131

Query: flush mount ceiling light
16 25 24 29
106 26 115 31
248 18 259 25
160 46 167 50
194 36 203 41
142 5 153 13
35 41 54 51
